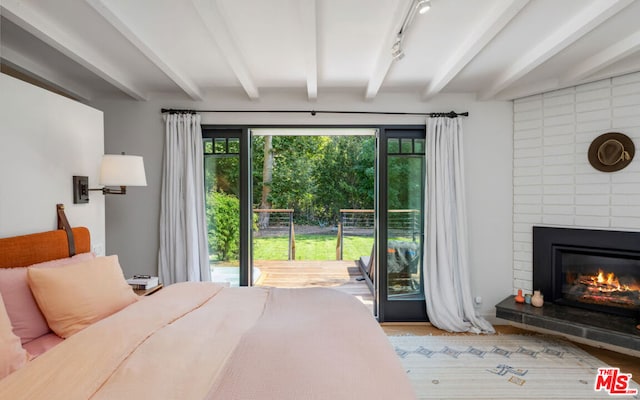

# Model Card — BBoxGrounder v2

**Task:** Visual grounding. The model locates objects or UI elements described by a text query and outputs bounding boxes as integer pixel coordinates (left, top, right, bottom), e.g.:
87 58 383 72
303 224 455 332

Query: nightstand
134 284 163 296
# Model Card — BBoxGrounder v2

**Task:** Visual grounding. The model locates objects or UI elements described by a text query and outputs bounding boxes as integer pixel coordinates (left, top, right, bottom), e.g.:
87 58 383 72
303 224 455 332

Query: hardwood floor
253 260 373 312
381 323 640 384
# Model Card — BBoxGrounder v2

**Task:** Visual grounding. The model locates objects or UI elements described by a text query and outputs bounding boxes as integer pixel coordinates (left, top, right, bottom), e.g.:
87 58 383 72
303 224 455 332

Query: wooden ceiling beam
300 0 318 101
86 0 204 101
364 0 410 101
1 47 94 102
562 29 640 85
493 78 560 101
479 0 634 100
192 0 259 100
1 0 147 100
579 62 640 85
422 0 529 100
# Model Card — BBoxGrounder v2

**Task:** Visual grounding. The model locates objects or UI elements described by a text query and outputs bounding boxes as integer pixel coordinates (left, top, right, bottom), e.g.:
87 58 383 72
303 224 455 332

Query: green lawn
253 234 373 261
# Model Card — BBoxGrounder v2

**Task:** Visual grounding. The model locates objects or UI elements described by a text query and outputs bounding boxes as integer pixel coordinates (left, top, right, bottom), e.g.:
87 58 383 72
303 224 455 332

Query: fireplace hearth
496 226 640 352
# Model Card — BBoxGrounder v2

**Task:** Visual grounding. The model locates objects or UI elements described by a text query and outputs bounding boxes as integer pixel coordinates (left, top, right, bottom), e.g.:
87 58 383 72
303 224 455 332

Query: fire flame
586 269 636 293
570 268 640 308
596 270 616 285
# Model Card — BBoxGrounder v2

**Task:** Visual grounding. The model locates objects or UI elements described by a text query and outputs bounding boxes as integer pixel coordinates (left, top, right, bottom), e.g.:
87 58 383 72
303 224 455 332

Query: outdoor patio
253 260 373 313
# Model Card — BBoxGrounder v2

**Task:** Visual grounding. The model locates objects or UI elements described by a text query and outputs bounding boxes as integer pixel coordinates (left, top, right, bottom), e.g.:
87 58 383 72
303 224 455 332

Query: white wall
512 72 640 293
0 74 105 254
93 91 513 320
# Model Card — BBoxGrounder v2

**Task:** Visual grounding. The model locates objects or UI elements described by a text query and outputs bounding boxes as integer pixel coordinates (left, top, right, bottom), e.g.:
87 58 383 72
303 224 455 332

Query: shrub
207 190 240 261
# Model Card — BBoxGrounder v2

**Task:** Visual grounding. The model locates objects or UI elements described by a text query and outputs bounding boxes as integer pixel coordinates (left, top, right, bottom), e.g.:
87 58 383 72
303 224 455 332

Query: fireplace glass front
561 250 640 316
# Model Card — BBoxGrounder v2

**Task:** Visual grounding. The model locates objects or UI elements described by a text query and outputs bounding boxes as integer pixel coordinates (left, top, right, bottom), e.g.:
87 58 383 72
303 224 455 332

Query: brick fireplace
496 226 640 351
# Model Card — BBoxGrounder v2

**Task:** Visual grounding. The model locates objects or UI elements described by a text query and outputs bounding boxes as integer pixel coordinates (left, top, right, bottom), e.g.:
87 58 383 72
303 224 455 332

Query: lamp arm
89 186 127 195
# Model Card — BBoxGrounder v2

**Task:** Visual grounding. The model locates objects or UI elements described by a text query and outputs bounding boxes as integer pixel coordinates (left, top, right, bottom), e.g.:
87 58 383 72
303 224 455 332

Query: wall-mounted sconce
73 154 147 204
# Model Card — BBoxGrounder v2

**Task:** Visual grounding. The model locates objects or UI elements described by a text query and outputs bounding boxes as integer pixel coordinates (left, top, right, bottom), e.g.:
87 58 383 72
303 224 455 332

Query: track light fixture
391 39 404 60
391 0 432 61
416 0 431 14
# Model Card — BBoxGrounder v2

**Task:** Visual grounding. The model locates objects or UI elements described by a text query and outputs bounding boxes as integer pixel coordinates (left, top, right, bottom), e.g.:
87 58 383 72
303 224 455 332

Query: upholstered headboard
0 228 91 268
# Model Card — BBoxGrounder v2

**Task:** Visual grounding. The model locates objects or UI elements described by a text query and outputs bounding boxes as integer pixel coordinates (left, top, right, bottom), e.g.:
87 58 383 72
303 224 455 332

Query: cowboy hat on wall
588 132 635 172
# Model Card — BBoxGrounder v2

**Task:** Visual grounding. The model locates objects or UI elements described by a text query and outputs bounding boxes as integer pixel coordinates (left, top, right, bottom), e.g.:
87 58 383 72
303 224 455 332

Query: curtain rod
160 108 468 118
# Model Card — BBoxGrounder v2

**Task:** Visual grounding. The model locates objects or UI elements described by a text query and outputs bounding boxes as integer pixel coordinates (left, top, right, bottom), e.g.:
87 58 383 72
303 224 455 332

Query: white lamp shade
99 155 147 187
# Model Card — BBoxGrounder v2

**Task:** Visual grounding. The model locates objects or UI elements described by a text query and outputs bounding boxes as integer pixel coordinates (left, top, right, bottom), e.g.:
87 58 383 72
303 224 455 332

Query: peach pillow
27 255 139 338
0 252 94 344
0 293 29 379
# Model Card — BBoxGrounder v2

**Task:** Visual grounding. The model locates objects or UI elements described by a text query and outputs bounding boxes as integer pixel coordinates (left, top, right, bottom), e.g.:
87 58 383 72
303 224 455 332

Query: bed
0 227 416 399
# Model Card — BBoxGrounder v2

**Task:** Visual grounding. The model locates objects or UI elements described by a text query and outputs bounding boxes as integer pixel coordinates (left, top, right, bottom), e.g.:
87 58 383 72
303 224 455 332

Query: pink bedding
0 283 415 399
21 333 64 358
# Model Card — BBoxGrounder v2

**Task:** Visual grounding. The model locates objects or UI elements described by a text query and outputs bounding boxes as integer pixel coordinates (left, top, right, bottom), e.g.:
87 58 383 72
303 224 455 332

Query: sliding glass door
202 124 426 322
202 127 252 286
377 127 427 322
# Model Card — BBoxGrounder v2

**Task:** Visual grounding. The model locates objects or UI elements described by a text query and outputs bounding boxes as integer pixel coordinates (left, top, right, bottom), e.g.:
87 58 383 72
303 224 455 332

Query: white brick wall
512 72 640 293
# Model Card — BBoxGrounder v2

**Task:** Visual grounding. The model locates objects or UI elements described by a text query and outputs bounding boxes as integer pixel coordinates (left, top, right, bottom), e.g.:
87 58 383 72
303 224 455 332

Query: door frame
202 124 428 323
377 126 427 322
201 127 252 286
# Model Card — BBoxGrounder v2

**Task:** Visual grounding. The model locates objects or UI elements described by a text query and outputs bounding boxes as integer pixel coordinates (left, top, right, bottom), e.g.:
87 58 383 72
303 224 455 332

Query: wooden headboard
0 227 91 268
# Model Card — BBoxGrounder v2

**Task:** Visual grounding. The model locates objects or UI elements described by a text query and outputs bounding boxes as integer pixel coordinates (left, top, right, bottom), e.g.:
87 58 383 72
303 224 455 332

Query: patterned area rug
388 334 640 399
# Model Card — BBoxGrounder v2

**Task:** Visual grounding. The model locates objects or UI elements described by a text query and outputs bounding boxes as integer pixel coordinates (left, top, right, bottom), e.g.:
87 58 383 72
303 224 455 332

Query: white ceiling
1 0 640 103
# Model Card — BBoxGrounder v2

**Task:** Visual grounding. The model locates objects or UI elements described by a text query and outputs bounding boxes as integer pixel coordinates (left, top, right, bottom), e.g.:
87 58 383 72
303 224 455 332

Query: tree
267 136 327 224
313 136 375 223
206 190 240 261
251 134 375 226
258 135 273 228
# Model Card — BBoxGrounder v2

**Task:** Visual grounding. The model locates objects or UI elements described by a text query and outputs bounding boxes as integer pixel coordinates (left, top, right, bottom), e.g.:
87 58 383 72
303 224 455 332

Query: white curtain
159 113 211 284
424 117 494 334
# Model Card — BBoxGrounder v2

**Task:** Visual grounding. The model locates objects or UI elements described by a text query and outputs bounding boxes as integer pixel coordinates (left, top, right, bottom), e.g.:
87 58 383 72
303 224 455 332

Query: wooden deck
253 260 374 313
